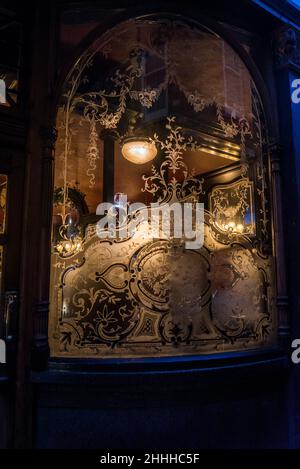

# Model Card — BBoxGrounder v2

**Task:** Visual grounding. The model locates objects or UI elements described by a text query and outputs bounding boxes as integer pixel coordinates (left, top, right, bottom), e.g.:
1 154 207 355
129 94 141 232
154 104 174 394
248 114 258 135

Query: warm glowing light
54 233 84 257
121 139 157 164
57 244 63 253
219 220 245 235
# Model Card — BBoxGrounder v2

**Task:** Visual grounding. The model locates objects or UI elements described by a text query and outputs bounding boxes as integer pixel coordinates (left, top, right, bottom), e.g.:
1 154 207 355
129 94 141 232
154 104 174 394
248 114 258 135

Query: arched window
49 16 276 359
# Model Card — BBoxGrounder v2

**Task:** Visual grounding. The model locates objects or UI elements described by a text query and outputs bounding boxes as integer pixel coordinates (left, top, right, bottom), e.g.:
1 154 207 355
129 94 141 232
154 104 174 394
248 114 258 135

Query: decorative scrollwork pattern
50 18 276 358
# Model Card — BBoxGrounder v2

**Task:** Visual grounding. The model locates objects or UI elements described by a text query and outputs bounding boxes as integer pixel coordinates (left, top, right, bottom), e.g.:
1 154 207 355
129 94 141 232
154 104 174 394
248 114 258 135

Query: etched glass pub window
49 17 276 358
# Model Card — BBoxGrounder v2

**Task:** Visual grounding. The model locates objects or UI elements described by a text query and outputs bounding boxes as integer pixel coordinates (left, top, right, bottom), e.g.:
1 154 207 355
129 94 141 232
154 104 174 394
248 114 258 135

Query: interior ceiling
183 148 239 176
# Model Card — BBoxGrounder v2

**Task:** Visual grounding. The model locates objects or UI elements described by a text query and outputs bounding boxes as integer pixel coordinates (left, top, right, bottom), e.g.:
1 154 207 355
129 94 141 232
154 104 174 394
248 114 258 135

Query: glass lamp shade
121 138 157 164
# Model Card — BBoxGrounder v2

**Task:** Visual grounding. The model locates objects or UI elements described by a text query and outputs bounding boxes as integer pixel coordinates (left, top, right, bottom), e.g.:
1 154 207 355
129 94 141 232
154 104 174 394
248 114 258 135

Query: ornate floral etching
209 179 255 237
50 210 275 357
56 19 257 192
50 115 276 357
86 116 100 188
142 117 205 203
50 18 276 358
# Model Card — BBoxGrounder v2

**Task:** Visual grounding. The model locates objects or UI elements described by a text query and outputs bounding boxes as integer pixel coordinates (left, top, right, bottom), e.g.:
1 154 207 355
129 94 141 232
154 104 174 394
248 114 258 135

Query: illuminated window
49 18 275 359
